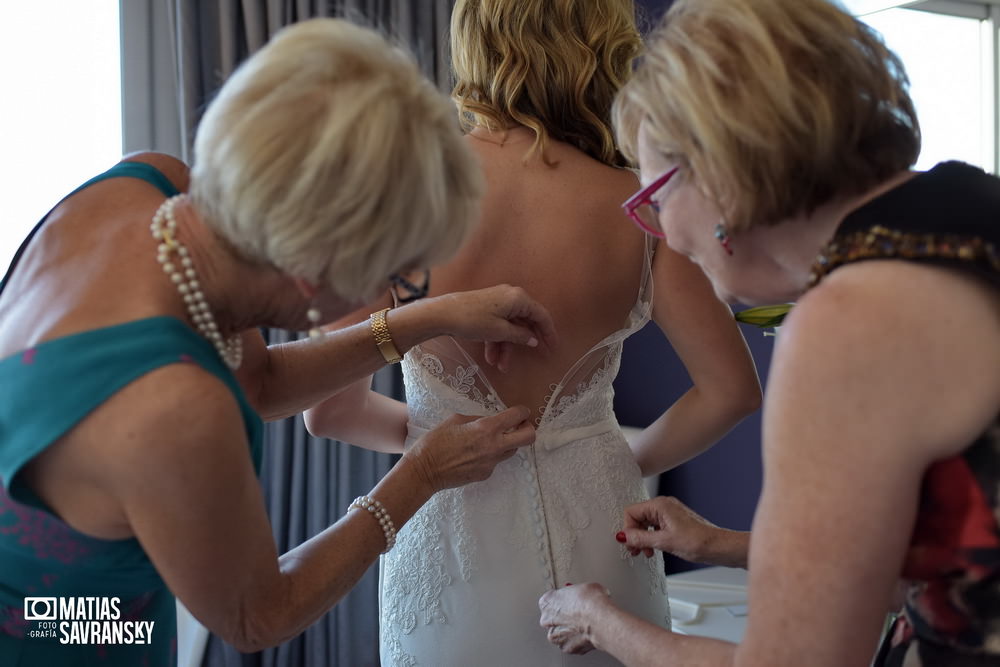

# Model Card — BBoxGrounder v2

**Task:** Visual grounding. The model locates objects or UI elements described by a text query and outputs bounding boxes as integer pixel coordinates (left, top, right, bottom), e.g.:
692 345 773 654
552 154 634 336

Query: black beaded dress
810 161 999 667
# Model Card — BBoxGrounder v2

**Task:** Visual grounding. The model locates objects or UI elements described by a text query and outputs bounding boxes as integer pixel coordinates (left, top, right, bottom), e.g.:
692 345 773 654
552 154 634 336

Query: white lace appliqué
381 255 671 663
537 351 617 428
418 352 502 415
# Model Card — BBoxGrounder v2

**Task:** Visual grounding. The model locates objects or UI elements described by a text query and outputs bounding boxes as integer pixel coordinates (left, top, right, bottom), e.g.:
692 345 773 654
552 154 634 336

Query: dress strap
80 161 181 199
537 235 657 422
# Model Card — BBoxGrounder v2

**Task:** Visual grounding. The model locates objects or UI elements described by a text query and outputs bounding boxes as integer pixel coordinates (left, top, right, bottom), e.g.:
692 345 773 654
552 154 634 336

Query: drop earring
714 222 733 256
307 306 323 340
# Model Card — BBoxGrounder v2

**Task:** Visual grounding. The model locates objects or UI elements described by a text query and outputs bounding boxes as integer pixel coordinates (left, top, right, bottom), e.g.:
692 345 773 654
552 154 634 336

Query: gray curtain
165 2 456 665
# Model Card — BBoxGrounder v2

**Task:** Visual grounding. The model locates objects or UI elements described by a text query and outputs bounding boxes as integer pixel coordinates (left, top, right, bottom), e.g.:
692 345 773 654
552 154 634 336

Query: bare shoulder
558 146 638 197
775 259 999 459
598 162 641 198
542 152 640 228
121 151 191 192
789 258 998 346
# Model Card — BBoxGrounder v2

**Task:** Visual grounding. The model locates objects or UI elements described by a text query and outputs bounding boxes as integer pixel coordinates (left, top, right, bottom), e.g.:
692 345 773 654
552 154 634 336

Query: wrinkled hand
432 285 557 372
620 496 722 563
405 406 535 493
538 583 611 654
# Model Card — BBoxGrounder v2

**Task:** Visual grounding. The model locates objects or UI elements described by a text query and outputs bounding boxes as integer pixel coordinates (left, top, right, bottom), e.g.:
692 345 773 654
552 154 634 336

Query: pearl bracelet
349 495 397 553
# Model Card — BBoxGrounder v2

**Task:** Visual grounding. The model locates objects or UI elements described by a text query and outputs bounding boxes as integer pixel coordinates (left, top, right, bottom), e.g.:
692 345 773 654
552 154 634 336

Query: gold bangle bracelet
369 307 402 364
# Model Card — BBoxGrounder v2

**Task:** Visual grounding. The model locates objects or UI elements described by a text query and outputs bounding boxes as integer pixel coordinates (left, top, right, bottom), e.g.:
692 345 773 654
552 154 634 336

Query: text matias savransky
24 596 155 645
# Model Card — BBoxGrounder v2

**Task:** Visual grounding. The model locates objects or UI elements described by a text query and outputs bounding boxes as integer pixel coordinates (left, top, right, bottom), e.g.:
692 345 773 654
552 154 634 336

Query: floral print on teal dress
0 162 263 666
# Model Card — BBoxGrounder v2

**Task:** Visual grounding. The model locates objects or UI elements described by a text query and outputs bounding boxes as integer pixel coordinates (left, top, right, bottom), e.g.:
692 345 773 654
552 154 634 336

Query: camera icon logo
24 597 57 621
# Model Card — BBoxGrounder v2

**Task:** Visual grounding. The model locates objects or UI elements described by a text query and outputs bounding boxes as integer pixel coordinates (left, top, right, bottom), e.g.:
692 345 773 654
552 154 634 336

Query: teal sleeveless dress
0 162 264 666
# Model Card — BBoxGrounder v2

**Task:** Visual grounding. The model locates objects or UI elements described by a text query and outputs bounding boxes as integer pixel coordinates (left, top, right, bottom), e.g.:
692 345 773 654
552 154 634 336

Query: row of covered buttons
518 448 553 582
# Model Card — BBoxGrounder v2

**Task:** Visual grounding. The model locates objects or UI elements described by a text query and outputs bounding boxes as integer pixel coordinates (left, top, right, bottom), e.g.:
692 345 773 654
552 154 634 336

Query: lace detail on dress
402 344 503 431
382 495 453 632
531 235 655 429
537 349 619 429
381 453 540 664
381 487 475 666
382 636 417 667
537 427 667 606
418 353 503 414
382 235 671 662
459 450 540 560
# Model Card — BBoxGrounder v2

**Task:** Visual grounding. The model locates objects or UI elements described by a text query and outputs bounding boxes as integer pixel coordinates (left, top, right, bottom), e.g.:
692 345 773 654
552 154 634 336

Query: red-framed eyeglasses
621 166 680 238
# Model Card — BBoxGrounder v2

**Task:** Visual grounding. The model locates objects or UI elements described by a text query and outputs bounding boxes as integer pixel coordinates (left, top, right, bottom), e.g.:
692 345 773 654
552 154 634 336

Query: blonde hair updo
190 18 484 301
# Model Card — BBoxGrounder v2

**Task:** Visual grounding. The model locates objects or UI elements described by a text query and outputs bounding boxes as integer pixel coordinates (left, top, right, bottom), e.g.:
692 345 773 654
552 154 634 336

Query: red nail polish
615 531 627 543
565 582 572 586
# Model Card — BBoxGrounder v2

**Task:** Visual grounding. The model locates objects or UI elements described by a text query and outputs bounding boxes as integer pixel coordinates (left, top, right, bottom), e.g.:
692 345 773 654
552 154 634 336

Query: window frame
856 0 1000 174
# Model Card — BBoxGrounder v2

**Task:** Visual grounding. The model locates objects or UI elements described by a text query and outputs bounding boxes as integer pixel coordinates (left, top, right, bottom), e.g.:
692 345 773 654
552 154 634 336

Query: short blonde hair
190 18 483 301
614 0 920 231
451 0 642 167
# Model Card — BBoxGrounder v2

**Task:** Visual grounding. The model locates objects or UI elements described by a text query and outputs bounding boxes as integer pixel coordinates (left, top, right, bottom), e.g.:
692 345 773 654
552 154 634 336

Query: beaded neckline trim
809 224 999 288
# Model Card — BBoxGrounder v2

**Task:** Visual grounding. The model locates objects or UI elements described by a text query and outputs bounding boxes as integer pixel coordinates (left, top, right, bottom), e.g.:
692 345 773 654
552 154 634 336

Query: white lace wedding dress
379 239 670 666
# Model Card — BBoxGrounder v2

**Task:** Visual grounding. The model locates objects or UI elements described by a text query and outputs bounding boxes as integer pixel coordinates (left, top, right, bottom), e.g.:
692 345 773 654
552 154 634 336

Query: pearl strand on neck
151 195 243 370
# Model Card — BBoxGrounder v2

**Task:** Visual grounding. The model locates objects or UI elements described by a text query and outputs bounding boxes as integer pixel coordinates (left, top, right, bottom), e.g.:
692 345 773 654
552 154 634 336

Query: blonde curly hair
451 0 642 167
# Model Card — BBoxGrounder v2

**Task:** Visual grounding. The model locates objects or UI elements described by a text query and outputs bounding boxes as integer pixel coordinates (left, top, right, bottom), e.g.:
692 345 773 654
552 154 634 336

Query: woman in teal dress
538 0 999 665
0 18 556 667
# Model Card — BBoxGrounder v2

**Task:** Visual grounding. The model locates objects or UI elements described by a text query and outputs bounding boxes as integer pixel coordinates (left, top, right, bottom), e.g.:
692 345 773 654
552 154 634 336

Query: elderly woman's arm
618 496 750 569
541 263 1000 666
236 284 557 423
628 241 761 477
111 373 535 653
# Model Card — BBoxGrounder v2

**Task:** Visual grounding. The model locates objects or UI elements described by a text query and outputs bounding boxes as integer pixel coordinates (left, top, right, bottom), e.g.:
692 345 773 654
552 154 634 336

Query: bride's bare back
307 0 759 501
425 127 648 422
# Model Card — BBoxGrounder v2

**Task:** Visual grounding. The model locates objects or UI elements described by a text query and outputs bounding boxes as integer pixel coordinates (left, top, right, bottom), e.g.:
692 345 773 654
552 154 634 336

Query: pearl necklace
151 195 243 370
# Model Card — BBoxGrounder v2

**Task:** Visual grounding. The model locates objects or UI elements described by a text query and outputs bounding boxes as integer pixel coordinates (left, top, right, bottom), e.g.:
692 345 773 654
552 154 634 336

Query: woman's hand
618 496 749 568
423 285 558 372
404 406 536 492
538 583 612 654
